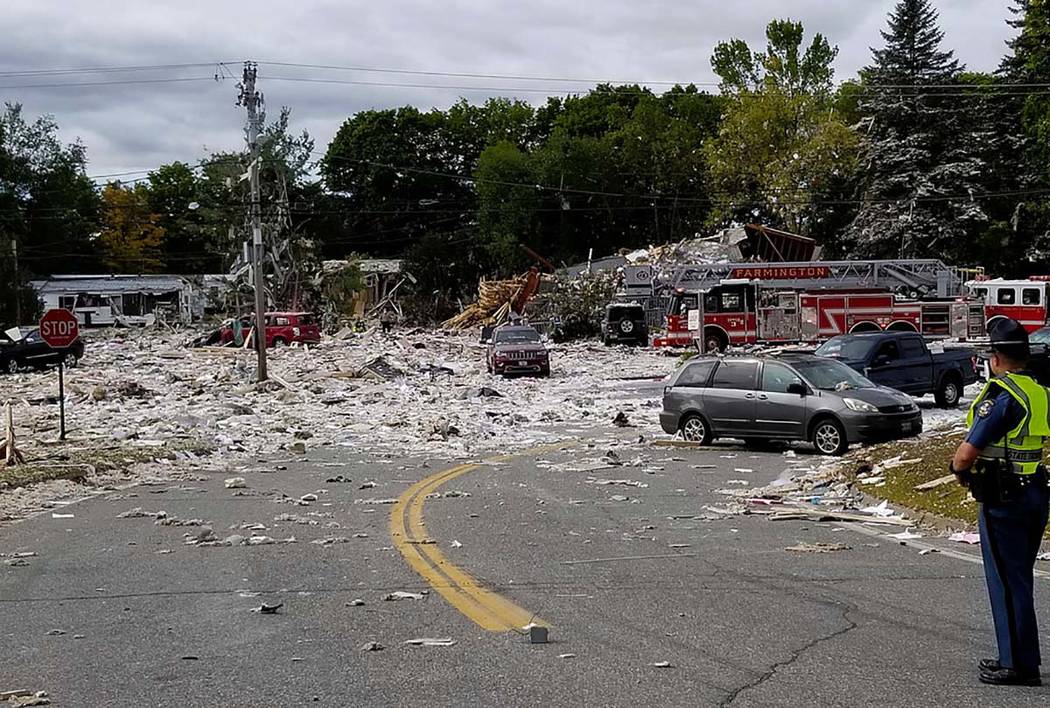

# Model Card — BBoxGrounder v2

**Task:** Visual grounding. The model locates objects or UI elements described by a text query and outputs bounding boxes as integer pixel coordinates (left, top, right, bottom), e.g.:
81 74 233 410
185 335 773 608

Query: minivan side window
711 361 758 390
761 362 803 393
676 360 716 388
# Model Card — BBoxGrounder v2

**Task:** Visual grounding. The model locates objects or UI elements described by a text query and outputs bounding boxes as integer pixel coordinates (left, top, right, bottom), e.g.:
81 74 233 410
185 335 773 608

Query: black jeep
602 303 648 346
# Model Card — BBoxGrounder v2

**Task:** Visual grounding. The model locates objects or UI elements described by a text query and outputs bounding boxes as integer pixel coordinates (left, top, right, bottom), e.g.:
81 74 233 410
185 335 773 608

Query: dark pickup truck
815 332 978 408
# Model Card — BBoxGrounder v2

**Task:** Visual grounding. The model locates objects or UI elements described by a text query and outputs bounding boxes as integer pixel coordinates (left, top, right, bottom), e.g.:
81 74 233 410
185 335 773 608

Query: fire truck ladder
634 259 967 299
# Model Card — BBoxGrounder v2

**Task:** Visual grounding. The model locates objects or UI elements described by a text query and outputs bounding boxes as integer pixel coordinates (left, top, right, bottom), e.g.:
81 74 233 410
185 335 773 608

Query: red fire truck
966 278 1050 333
634 260 986 351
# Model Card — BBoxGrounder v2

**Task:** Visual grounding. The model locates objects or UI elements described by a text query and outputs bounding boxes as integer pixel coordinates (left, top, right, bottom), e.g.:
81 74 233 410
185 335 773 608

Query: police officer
951 317 1050 686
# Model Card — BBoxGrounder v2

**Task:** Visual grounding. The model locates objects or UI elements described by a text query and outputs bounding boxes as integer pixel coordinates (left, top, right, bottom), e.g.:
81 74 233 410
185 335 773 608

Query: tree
846 0 987 261
0 103 101 277
98 183 165 272
706 20 858 236
146 162 219 273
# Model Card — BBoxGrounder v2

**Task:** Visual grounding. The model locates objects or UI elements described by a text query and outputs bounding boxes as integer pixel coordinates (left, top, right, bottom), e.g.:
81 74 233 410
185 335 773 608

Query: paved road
3 429 1050 707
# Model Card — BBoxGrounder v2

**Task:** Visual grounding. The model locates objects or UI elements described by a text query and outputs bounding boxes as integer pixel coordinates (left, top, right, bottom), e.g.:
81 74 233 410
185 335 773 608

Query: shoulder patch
976 400 996 418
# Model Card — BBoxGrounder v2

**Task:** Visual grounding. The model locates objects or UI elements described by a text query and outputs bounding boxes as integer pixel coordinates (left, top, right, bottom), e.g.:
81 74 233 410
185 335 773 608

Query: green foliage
712 18 837 96
706 20 858 236
548 271 617 339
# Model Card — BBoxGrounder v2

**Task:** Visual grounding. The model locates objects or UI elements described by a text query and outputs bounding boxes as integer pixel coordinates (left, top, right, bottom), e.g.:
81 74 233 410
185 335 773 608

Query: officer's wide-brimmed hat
987 317 1030 356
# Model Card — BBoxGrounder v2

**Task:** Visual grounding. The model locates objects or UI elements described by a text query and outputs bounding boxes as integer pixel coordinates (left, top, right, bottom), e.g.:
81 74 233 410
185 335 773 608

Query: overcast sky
1 0 1019 178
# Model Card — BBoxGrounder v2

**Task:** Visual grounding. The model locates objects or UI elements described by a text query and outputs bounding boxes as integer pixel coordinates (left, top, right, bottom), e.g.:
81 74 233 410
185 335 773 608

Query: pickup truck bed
815 332 978 408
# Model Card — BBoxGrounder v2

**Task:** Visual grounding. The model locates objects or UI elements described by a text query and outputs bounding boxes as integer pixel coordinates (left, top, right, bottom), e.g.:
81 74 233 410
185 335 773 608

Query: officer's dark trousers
979 481 1050 672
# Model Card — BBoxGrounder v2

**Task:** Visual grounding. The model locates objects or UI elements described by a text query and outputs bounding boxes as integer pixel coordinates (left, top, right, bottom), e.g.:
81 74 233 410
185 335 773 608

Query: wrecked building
31 274 201 326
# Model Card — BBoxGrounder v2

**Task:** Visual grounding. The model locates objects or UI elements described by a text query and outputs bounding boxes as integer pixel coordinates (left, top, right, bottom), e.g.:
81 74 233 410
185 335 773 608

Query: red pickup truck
220 312 321 348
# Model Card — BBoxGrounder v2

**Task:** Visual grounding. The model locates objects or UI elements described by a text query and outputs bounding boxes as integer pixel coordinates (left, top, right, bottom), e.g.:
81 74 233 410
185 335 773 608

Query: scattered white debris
404 637 456 647
948 532 980 545
888 530 923 541
224 477 247 489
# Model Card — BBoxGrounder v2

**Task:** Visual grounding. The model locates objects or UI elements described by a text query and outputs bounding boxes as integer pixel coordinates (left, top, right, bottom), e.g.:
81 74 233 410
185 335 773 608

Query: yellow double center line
389 455 552 632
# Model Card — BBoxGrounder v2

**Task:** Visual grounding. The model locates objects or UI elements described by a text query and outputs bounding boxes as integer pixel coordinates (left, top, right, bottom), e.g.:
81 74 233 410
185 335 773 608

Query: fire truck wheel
935 375 962 408
703 330 728 353
679 414 712 445
812 418 848 456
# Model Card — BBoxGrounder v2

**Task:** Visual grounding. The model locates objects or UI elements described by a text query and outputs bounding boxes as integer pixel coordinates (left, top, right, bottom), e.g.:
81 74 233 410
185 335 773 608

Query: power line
0 76 219 91
0 61 238 78
257 61 705 86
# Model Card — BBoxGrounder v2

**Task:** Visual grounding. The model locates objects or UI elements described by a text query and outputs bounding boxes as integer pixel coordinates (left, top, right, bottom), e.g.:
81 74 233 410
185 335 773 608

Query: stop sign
39 308 80 349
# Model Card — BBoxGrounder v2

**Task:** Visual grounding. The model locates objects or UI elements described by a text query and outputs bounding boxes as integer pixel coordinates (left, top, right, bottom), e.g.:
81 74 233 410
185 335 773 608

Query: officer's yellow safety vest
967 372 1050 475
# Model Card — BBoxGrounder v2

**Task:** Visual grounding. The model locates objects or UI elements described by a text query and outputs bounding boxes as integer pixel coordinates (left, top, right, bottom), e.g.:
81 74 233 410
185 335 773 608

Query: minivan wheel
3 358 18 375
935 376 961 408
62 352 79 368
679 414 712 445
812 418 848 456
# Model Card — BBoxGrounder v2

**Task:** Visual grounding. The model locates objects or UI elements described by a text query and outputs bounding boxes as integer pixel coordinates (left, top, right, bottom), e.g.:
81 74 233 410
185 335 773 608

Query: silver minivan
660 354 923 455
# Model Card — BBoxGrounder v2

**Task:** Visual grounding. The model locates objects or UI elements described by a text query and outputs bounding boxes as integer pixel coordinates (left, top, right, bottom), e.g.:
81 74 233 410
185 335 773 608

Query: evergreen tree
847 0 988 261
991 0 1050 269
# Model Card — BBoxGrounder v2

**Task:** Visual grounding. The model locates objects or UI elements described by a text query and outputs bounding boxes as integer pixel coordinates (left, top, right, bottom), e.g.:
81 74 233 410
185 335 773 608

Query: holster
972 460 1048 503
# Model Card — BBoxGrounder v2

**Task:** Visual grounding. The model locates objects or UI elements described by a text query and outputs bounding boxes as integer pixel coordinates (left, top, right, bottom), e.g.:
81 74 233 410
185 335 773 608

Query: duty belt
980 446 1043 463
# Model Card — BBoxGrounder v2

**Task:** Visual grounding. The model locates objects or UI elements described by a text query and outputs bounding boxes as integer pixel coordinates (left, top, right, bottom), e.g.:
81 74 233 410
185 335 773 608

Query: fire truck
625 259 987 351
965 278 1050 333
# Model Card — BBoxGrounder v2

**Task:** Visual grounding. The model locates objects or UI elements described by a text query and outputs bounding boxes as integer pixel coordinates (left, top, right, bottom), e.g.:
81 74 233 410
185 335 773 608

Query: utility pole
237 61 267 382
11 236 20 325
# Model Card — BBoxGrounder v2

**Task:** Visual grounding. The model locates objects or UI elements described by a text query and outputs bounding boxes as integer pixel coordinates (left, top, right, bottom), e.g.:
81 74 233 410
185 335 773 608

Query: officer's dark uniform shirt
966 389 1027 450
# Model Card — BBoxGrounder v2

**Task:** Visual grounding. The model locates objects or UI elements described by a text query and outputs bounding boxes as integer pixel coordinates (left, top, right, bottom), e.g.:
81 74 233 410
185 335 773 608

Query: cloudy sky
1 0 1019 178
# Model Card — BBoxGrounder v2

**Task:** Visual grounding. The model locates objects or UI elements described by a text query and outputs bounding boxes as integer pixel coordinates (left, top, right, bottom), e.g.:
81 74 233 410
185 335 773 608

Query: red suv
220 312 321 347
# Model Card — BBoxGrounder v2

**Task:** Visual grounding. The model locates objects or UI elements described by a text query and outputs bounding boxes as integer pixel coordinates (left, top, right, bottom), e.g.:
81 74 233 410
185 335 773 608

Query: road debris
948 532 980 545
116 507 167 520
888 530 923 541
651 661 674 669
383 591 428 601
310 537 353 546
359 641 384 652
325 475 352 483
785 542 851 553
914 474 956 491
252 603 283 614
0 690 50 707
224 477 247 489
347 599 365 607
404 637 456 647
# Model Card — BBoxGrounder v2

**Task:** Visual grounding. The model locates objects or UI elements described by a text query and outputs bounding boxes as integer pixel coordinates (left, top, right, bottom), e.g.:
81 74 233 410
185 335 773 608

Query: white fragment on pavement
860 501 896 518
224 477 247 489
50 513 74 519
651 661 674 668
451 540 462 548
404 637 456 647
948 532 980 545
919 548 939 556
360 641 384 652
383 591 428 601
888 530 923 541
559 653 577 659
